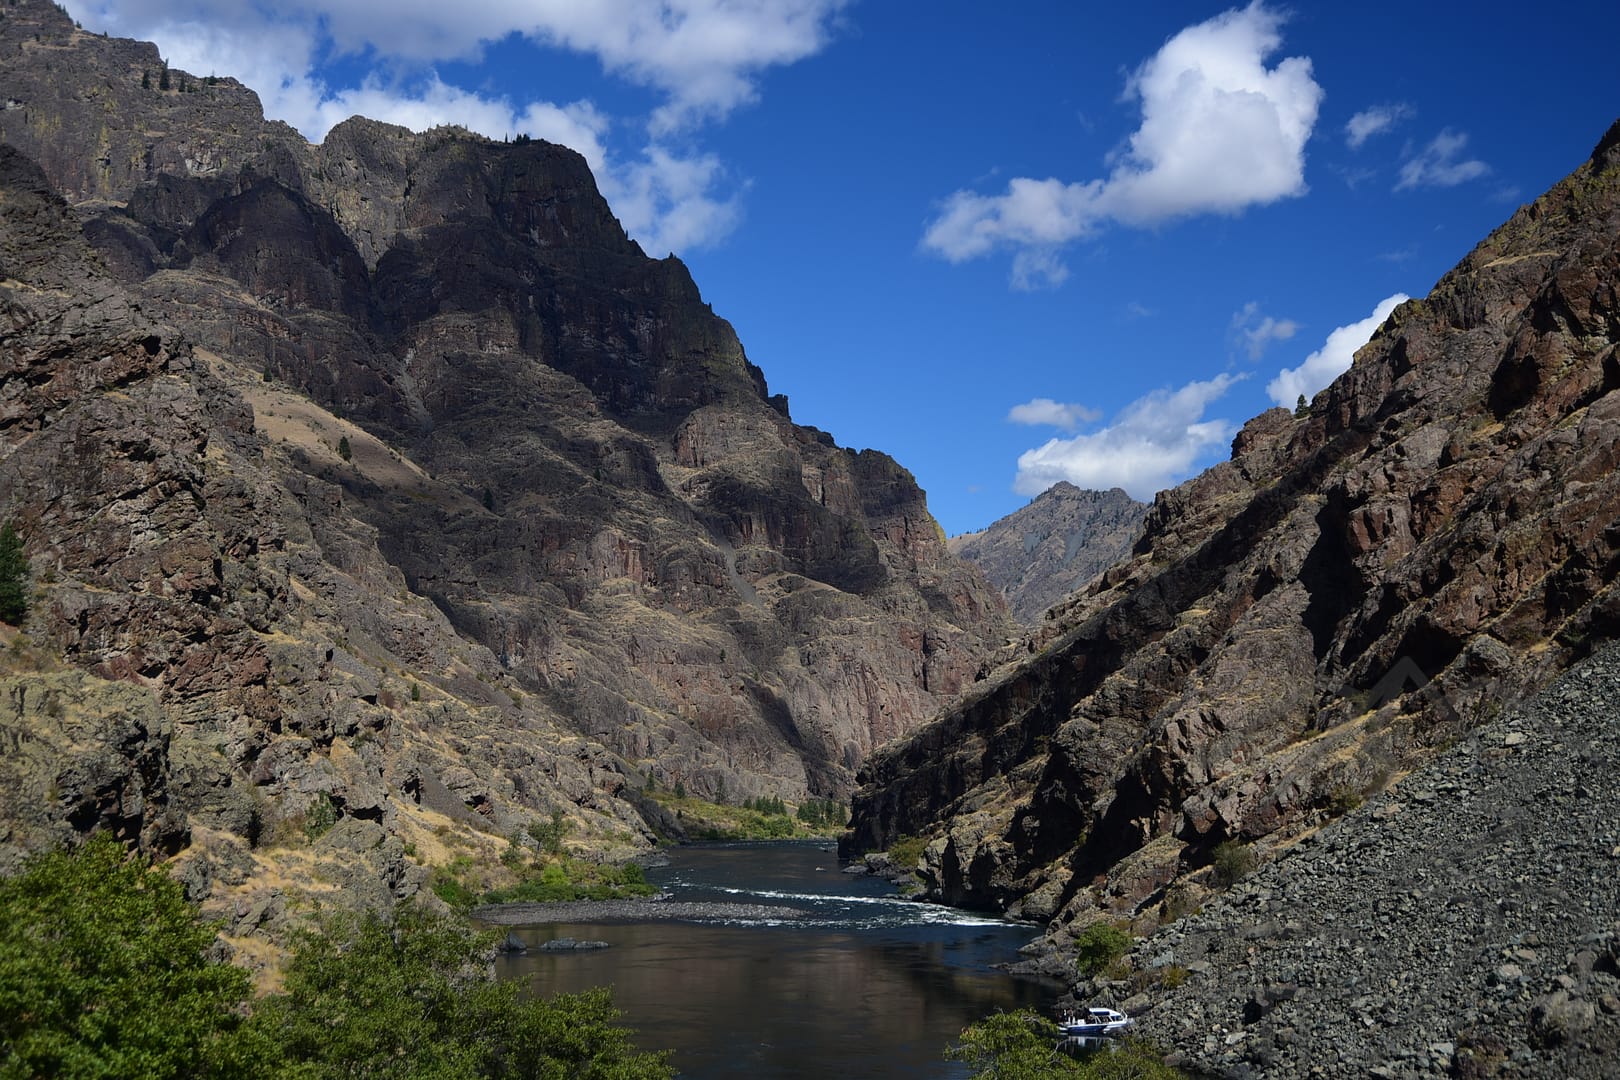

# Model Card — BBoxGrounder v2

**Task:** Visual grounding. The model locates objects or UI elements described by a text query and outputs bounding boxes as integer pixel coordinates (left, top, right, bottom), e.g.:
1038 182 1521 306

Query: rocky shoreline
1108 642 1620 1078
471 897 812 926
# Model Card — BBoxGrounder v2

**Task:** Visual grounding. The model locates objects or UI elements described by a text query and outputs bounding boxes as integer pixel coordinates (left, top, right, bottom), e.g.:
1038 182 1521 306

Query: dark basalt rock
537 937 611 952
0 0 1009 916
846 117 1620 948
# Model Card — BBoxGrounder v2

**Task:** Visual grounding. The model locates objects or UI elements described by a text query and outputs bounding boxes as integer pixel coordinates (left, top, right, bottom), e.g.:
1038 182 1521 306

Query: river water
492 841 1064 1078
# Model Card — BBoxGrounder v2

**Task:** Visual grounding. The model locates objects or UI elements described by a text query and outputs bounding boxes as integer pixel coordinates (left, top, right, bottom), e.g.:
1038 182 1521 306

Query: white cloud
1231 301 1299 360
74 0 849 134
1266 293 1408 407
1013 374 1243 501
922 2 1322 287
1007 398 1101 431
1396 130 1490 190
1345 103 1412 149
65 0 844 252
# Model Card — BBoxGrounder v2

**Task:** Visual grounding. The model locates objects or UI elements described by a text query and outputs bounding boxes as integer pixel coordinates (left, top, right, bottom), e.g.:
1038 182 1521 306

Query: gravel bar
471 898 811 925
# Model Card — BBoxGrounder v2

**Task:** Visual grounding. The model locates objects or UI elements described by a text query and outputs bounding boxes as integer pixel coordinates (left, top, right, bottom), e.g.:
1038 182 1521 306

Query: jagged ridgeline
0 0 1009 920
847 118 1620 952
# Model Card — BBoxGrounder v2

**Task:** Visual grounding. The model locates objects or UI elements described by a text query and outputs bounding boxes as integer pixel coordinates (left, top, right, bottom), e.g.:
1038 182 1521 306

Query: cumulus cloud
1345 103 1412 149
921 2 1322 288
1266 293 1408 407
1013 374 1243 501
65 0 845 252
1396 130 1490 190
1231 301 1299 360
1007 398 1102 431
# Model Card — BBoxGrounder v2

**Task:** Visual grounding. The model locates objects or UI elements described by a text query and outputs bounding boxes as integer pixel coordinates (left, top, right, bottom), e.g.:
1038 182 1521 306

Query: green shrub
947 1010 1083 1078
1073 921 1132 977
0 835 274 1078
336 435 352 461
1326 785 1364 816
1210 840 1256 888
947 1011 1184 1079
887 835 926 870
0 522 29 624
303 793 337 841
429 866 480 913
255 905 672 1078
526 810 568 856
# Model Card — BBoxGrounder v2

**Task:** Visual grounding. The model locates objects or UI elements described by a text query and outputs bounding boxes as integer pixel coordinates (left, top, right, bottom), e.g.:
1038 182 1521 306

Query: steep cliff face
0 141 657 934
950 483 1147 624
0 0 1007 919
846 120 1620 951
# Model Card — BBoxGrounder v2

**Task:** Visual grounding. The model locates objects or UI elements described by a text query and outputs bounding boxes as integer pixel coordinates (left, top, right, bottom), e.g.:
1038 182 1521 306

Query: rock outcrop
0 0 1008 930
1128 641 1620 1079
845 117 1620 969
950 483 1146 624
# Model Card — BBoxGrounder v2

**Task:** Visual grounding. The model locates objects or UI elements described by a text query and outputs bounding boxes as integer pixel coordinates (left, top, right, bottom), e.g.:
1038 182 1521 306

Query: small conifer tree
337 435 352 461
0 522 29 624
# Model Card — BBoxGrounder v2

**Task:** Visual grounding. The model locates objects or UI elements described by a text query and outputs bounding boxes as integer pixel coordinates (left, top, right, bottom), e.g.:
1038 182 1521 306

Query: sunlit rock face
950 483 1147 625
846 119 1620 948
0 0 1009 913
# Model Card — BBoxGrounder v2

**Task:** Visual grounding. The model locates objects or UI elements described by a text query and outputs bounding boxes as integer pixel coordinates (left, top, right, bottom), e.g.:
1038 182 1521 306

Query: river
490 841 1064 1078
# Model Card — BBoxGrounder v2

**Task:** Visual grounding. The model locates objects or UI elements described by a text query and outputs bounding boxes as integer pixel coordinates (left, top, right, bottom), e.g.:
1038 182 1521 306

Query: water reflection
492 842 1062 1079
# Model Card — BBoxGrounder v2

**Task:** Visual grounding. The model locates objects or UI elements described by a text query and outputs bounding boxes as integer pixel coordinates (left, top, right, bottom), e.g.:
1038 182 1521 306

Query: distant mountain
949 484 1146 624
0 0 1008 925
846 115 1620 982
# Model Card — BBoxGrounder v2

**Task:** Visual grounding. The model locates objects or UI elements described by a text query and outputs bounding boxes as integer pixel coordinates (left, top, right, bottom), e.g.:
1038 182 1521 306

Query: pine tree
0 522 29 624
337 435 352 461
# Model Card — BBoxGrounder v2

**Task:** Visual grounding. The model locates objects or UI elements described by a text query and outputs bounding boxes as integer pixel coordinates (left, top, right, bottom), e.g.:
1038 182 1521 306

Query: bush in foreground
947 1011 1183 1080
260 906 670 1079
0 834 268 1079
0 837 671 1080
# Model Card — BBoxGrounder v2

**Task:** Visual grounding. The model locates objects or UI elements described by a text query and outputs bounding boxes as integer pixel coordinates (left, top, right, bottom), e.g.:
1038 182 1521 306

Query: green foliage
256 905 672 1079
482 856 655 905
1294 393 1310 418
527 810 568 856
0 834 273 1079
303 793 337 841
947 1010 1084 1078
410 681 421 702
482 487 495 512
158 62 170 91
1325 785 1364 816
887 835 926 870
1073 922 1132 977
429 865 481 913
0 523 29 624
1210 840 1256 888
336 435 352 462
947 1012 1184 1080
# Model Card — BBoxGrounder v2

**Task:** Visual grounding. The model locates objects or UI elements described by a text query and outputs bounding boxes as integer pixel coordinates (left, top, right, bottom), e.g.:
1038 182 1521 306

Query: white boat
1059 1007 1134 1040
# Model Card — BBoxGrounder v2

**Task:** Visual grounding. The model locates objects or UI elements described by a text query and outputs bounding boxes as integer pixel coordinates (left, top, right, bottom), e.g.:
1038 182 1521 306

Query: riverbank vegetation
642 785 847 840
426 811 660 912
0 835 672 1079
948 1011 1183 1079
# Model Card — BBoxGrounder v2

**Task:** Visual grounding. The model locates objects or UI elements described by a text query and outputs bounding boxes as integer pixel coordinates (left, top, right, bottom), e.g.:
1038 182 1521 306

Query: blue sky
66 1 1620 534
